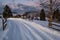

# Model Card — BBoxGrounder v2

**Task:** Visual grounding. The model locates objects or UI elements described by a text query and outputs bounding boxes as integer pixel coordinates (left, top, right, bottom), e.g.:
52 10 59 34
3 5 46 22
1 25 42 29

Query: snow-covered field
0 18 60 40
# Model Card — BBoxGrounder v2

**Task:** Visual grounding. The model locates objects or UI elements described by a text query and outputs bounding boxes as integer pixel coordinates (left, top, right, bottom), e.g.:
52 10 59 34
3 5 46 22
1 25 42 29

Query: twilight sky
0 0 60 6
0 0 46 7
0 0 59 9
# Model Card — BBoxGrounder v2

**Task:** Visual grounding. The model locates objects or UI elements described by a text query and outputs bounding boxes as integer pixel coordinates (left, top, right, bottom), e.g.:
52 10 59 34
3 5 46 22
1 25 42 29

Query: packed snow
0 18 3 40
0 18 60 40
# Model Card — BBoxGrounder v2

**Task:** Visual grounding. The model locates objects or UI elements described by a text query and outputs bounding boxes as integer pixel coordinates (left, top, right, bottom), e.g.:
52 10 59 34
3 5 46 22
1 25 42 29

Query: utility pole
49 0 53 27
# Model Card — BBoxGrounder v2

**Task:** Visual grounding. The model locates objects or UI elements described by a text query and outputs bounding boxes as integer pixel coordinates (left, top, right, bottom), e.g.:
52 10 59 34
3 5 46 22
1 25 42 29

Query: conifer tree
3 5 12 18
40 9 46 21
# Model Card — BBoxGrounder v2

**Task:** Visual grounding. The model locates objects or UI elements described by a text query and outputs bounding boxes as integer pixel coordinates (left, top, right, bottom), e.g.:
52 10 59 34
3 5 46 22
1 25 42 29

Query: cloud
0 0 40 7
21 1 40 7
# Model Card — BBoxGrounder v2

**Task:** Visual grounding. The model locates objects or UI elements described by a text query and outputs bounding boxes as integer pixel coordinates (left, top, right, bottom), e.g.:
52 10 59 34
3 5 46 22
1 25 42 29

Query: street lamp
49 0 53 27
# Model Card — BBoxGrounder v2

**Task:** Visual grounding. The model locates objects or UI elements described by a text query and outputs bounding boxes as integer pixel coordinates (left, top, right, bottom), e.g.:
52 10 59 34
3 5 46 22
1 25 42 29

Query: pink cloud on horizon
21 2 40 7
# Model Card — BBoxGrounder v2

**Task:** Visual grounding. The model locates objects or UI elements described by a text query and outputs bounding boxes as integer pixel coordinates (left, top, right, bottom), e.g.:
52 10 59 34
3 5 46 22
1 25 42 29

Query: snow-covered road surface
1 18 60 40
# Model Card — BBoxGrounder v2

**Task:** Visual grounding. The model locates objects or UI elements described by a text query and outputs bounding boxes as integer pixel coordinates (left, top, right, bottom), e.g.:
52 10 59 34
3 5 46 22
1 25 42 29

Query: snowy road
2 18 60 40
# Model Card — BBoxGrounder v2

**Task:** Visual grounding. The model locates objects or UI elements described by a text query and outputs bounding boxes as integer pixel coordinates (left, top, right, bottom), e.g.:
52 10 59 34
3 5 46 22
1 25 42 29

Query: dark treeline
2 5 60 21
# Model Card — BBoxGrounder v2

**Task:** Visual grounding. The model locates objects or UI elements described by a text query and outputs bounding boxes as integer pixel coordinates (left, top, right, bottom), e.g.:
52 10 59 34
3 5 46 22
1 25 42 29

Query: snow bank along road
1 18 60 40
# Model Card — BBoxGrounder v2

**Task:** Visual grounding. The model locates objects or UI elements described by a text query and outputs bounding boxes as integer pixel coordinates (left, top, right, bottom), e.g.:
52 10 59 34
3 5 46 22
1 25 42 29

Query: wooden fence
2 18 7 31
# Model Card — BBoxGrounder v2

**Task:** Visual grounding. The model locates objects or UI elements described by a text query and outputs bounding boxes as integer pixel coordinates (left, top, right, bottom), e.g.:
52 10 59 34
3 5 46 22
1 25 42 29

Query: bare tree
39 0 60 27
40 0 60 11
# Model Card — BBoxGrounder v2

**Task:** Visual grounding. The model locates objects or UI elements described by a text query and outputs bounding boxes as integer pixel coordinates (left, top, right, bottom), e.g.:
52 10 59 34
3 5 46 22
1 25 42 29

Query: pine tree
56 9 60 21
3 5 12 18
55 9 60 21
53 10 56 20
40 9 46 21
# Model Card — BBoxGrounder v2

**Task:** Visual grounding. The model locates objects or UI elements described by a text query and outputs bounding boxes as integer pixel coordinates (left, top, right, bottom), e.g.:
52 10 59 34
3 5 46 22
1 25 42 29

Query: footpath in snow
0 18 60 40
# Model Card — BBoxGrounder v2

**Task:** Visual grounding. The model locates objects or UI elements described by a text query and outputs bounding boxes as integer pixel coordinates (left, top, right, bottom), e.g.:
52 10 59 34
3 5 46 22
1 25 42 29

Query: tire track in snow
14 20 43 40
22 22 53 40
8 19 52 40
20 19 54 40
24 19 60 36
7 20 27 40
20 21 43 40
14 20 32 40
11 20 36 40
15 20 42 40
2 20 26 40
4 18 60 40
16 21 34 40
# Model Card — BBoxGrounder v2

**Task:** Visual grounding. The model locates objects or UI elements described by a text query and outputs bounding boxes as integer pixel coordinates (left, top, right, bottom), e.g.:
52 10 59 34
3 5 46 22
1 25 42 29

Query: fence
2 18 7 31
